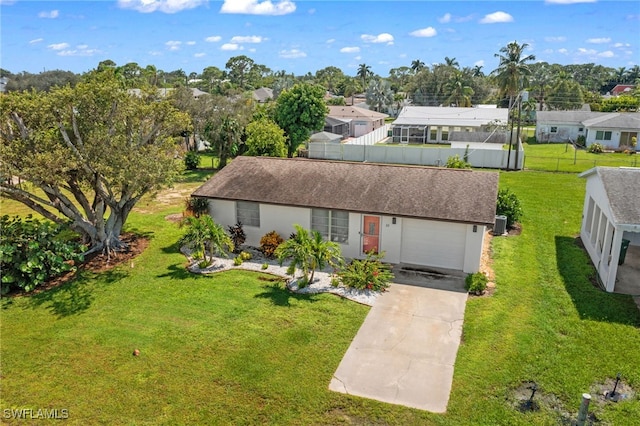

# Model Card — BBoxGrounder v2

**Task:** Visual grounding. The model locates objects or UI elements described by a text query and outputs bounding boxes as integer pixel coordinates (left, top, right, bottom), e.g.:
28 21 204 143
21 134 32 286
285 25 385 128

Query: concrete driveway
329 275 467 413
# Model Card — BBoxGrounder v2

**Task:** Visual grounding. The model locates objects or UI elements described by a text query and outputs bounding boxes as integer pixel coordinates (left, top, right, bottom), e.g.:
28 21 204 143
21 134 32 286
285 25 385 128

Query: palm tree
179 216 233 264
343 77 362 105
357 63 372 89
472 65 484 77
365 78 393 112
444 71 474 107
491 41 536 108
444 56 459 68
615 67 627 83
275 225 342 286
411 59 425 73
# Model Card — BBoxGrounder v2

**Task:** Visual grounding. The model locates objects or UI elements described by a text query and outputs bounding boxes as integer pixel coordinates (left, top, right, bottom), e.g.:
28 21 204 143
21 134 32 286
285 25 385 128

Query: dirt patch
6 233 149 297
507 223 522 236
165 213 184 223
590 377 637 407
134 186 194 214
474 230 496 296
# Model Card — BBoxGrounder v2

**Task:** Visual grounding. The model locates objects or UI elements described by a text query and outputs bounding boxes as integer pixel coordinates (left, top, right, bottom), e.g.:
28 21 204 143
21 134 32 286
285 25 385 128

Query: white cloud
577 48 597 55
361 33 394 44
340 46 360 53
48 42 70 50
545 0 595 4
230 35 264 43
29 38 44 44
221 43 242 51
279 48 306 58
474 60 485 67
558 48 568 54
77 44 89 49
194 52 206 57
149 50 162 56
479 11 513 24
545 36 567 42
326 38 335 44
438 13 451 23
38 10 59 18
58 48 100 57
220 0 295 15
308 8 315 14
598 50 614 58
186 40 196 45
410 27 437 37
117 0 206 14
354 55 362 61
587 37 611 44
613 42 631 48
205 36 222 42
165 40 182 51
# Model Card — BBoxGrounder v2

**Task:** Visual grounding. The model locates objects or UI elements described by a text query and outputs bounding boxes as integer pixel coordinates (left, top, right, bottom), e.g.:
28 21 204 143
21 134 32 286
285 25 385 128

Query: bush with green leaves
185 197 209 218
496 188 523 228
588 143 604 154
0 215 85 294
445 154 471 169
465 272 488 295
260 231 284 258
338 251 394 292
184 151 200 170
233 256 243 266
576 135 586 147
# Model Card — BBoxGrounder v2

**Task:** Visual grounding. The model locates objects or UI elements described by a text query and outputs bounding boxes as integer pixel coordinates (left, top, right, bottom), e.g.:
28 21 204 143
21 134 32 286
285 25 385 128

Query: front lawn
524 143 638 172
1 170 639 425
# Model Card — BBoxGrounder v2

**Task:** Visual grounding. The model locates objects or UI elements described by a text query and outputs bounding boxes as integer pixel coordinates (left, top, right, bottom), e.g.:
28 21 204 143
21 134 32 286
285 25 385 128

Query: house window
550 126 558 133
441 126 449 141
595 130 612 141
578 127 584 132
311 209 349 243
429 128 438 141
236 201 260 227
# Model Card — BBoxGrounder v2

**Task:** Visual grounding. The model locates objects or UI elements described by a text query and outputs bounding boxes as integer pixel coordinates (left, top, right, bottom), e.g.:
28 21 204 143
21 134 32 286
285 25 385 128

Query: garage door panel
401 219 465 270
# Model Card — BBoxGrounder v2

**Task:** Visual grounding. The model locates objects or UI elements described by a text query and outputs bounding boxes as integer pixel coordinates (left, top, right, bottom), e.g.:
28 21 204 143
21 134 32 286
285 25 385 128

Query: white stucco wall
585 128 622 149
536 123 583 143
380 216 403 264
463 224 486 273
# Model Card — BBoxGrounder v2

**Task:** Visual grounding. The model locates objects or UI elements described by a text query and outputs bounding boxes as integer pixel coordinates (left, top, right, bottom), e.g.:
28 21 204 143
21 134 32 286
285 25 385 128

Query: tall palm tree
491 41 536 108
357 63 372 89
411 59 425 73
444 71 474 107
444 56 459 68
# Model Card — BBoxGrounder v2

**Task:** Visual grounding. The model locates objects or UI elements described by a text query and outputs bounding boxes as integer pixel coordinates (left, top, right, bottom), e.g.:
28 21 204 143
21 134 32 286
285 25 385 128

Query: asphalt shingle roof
192 157 499 225
582 167 640 225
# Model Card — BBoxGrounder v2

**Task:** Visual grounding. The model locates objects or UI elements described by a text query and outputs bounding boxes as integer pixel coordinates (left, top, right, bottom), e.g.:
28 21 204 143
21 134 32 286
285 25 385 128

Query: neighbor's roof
580 167 640 226
192 157 499 225
582 113 640 130
252 87 273 102
535 110 640 126
309 131 344 142
393 106 507 127
327 105 388 121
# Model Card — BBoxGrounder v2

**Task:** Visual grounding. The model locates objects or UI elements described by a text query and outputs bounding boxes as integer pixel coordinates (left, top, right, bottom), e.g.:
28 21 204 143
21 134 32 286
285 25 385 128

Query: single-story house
610 84 635 97
128 87 209 99
391 106 508 144
579 167 640 294
192 156 499 274
327 106 388 138
252 87 273 103
536 111 640 149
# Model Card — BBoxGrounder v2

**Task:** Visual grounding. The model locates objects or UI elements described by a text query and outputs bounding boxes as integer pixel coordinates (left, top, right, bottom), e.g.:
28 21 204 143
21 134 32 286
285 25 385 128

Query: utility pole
514 91 527 171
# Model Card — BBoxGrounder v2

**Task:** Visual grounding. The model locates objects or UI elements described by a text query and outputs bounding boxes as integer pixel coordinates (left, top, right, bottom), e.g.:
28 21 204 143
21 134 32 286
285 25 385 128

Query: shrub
184 197 209 218
445 154 471 169
260 231 284 258
261 263 269 270
588 143 604 154
233 256 243 266
338 251 394 292
184 151 200 170
198 260 210 269
465 272 488 295
0 215 85 294
496 188 523 228
240 251 252 261
227 222 246 253
576 135 586 147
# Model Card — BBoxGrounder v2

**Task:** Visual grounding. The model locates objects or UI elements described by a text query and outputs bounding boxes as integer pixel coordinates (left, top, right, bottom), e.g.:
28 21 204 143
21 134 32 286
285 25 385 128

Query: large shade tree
275 83 327 157
491 41 536 108
0 69 189 255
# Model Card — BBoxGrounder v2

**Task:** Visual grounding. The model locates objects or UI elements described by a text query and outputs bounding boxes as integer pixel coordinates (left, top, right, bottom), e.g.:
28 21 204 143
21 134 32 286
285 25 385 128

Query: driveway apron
329 281 467 412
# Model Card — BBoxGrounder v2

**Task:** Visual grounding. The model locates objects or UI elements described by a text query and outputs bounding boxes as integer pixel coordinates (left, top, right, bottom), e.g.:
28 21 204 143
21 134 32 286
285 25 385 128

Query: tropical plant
491 41 536 108
588 143 604 154
411 59 425 73
244 118 287 157
0 215 85 294
465 272 488 295
179 216 233 264
227 222 246 253
496 188 523 228
444 70 474 107
338 251 394 292
259 231 284 258
184 197 209 218
274 224 342 286
184 151 200 170
446 154 472 169
365 78 393 112
357 63 372 88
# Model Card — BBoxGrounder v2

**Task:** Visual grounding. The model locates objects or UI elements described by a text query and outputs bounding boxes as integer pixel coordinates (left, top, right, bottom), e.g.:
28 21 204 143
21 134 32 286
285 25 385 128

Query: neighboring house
324 116 350 138
327 106 388 138
610 84 635 96
192 156 499 274
128 88 209 99
309 131 343 144
391 106 508 144
579 167 640 293
252 87 273 103
0 76 7 93
536 111 640 149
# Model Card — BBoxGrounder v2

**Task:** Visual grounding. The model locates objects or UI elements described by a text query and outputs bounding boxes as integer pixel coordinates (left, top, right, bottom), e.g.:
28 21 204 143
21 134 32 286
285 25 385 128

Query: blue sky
1 0 639 77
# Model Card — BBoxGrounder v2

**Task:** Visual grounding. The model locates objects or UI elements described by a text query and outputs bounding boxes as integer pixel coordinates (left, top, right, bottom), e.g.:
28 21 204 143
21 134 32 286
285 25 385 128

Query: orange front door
362 215 380 254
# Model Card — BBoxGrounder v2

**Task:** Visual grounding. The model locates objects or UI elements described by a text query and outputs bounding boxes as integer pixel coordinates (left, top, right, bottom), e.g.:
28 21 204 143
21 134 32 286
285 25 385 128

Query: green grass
524 143 639 173
2 169 640 425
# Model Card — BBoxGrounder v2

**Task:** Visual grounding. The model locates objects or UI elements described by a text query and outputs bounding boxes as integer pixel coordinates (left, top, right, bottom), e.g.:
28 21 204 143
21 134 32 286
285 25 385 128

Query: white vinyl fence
344 124 391 145
309 141 524 169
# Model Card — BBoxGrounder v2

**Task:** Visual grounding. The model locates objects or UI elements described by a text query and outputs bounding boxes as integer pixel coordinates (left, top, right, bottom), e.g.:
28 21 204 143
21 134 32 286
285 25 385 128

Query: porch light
392 217 397 224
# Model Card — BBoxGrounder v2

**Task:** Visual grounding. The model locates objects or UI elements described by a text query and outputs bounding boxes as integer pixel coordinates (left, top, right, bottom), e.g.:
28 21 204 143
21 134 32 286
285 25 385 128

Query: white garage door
400 219 466 270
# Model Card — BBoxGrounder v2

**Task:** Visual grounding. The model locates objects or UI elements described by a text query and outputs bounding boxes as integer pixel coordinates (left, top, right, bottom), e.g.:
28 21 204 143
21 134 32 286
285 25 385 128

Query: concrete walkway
329 280 467 412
